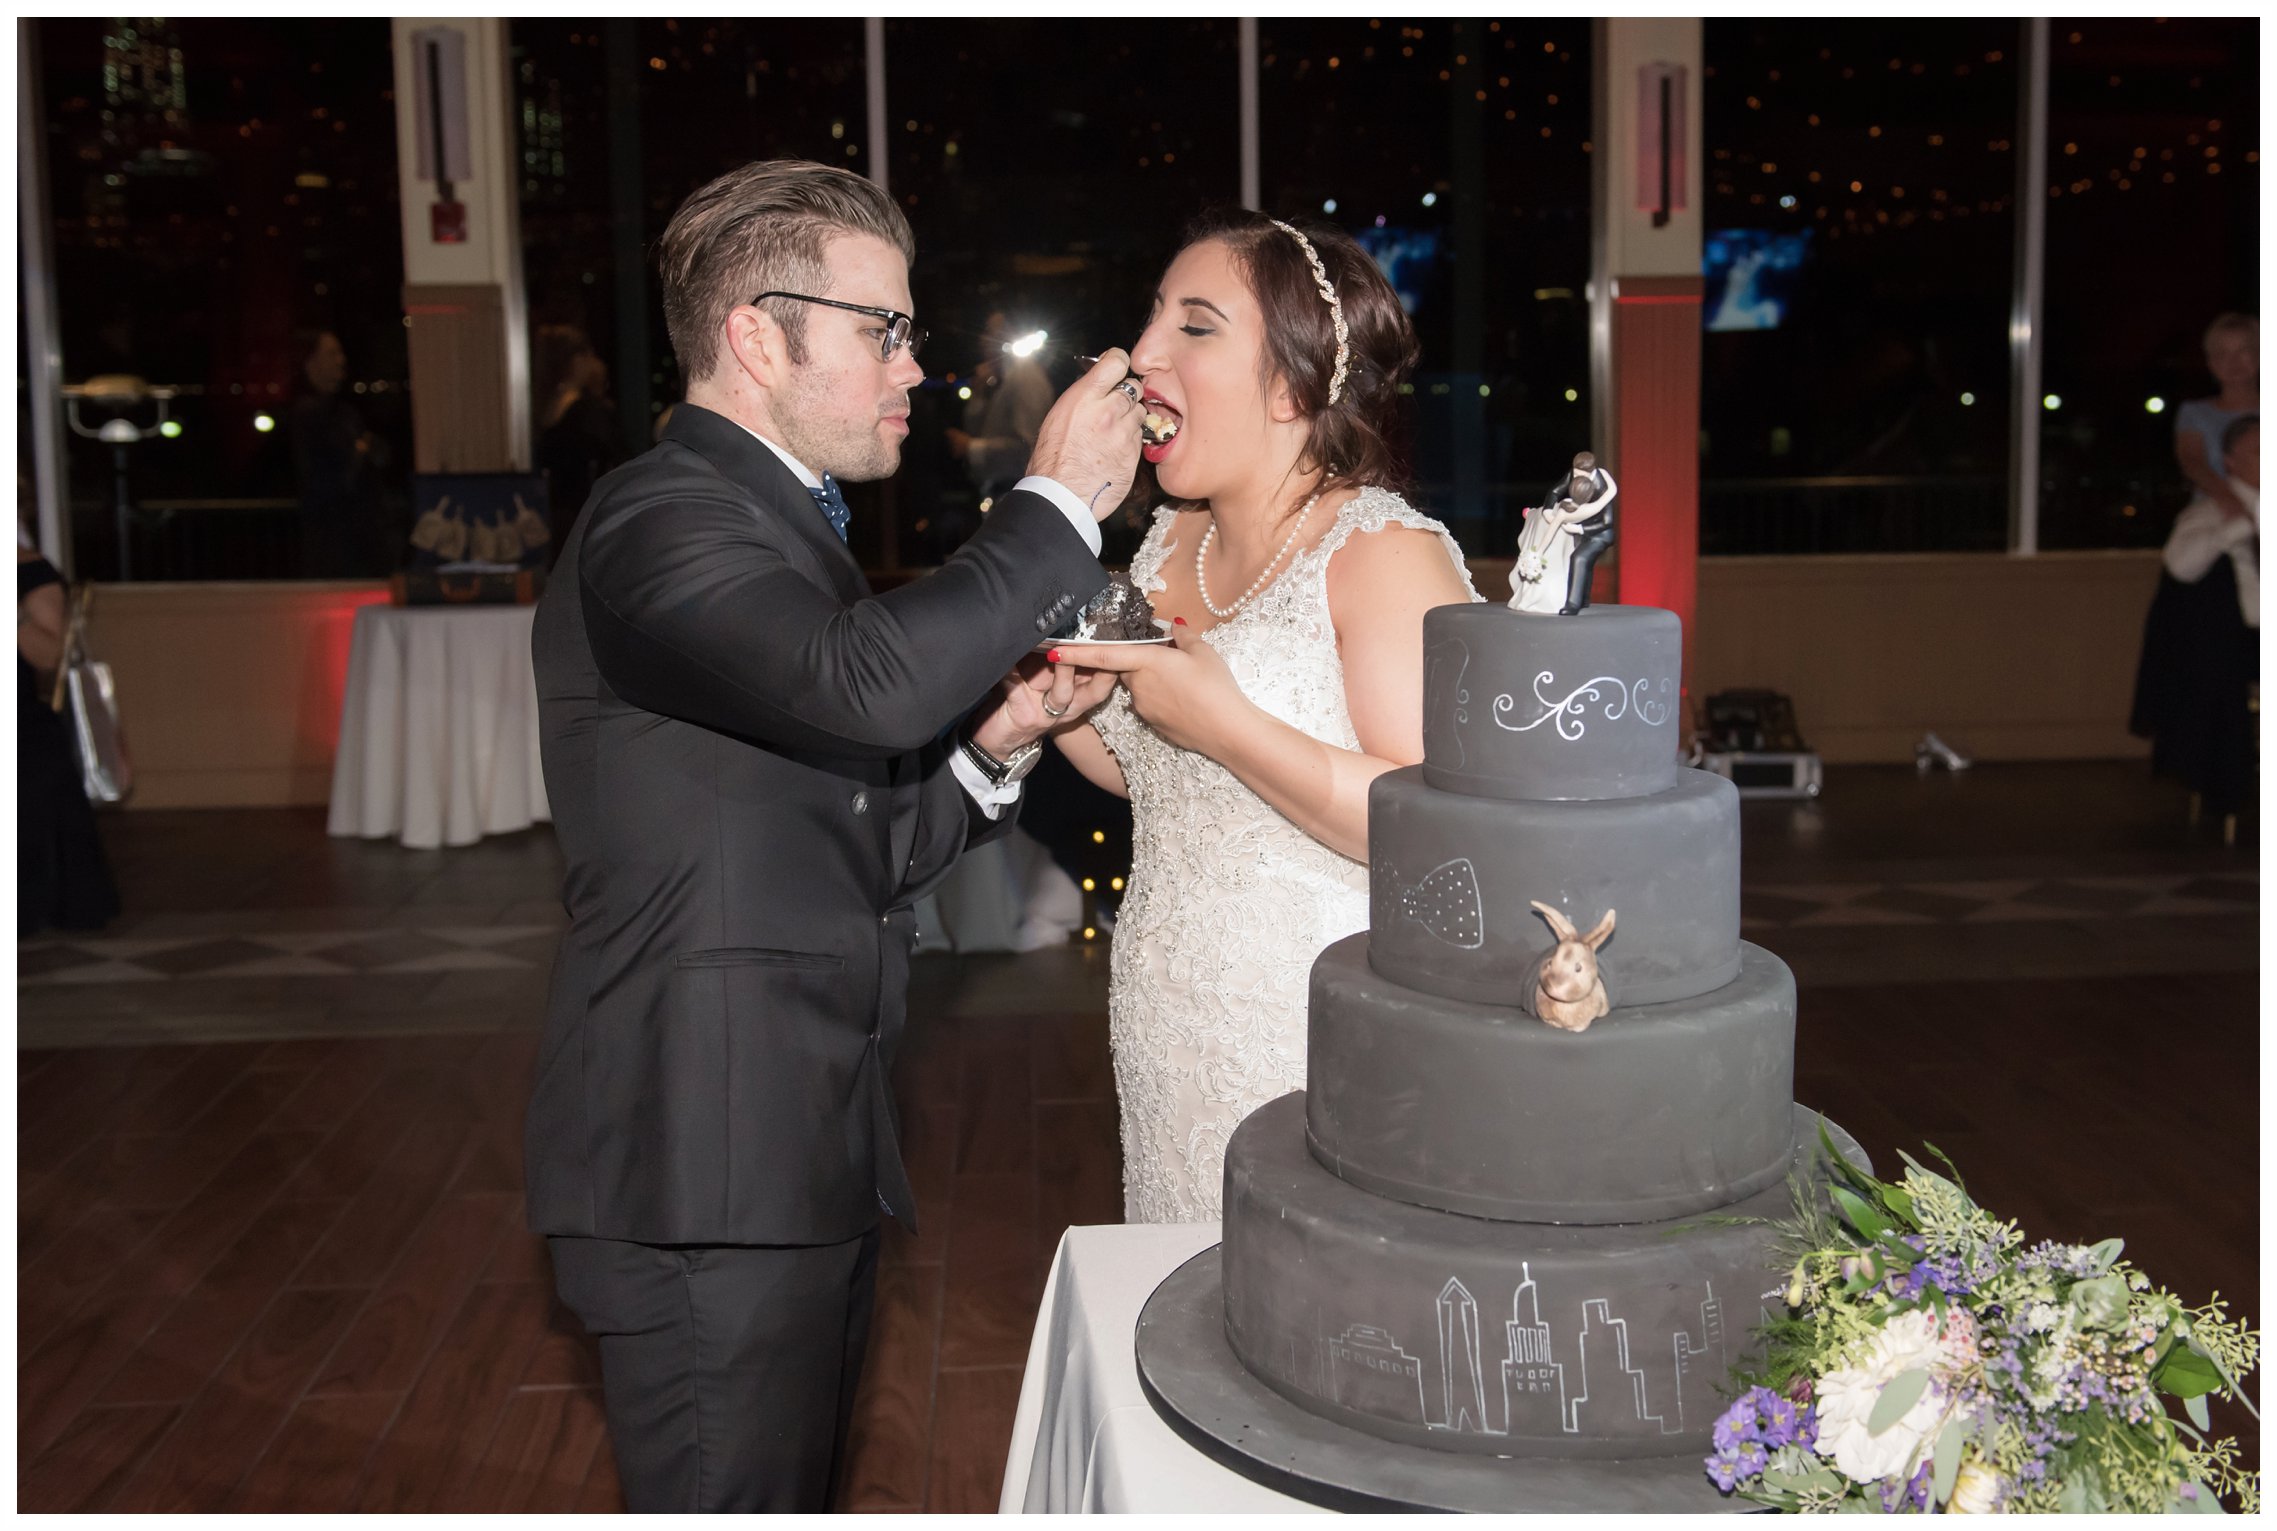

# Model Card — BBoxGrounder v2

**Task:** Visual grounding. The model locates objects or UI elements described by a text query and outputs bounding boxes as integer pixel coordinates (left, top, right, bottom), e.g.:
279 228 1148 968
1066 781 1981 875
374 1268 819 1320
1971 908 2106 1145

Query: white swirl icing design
1492 672 1672 741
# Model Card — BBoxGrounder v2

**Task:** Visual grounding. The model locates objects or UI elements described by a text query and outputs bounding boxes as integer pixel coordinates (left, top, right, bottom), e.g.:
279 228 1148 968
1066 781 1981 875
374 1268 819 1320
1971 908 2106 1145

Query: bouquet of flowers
1706 1133 2259 1513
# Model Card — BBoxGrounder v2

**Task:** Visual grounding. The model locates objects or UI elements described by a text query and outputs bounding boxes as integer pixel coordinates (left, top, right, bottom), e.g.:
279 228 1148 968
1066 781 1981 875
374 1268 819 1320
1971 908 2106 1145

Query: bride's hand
969 654 1118 757
1052 620 1249 756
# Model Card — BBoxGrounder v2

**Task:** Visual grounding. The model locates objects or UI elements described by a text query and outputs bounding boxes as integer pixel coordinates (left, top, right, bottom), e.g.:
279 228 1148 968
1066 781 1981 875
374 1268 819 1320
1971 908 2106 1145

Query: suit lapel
664 404 867 605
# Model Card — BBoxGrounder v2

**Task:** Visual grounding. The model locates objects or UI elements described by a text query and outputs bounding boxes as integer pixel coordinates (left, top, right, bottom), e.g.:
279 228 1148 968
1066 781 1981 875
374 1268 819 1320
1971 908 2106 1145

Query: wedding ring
1041 697 1069 718
1112 379 1141 404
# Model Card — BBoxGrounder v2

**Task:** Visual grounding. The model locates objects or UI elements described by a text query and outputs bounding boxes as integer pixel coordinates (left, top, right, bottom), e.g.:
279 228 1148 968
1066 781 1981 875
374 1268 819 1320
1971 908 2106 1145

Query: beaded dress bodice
1090 488 1478 1223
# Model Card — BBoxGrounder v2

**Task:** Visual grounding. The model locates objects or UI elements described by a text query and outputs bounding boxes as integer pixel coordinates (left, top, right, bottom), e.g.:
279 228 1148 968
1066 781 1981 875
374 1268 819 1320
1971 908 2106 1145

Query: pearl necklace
1195 491 1323 619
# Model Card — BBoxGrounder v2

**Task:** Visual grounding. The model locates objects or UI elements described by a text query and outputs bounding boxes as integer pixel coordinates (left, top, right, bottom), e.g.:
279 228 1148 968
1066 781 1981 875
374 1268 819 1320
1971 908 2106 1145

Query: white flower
2022 1301 2060 1334
1949 1454 2005 1514
1515 549 1546 581
1813 1309 1950 1484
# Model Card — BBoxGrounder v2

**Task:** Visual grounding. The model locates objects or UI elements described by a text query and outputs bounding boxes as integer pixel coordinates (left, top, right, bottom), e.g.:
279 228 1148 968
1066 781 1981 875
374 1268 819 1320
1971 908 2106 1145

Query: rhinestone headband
1269 218 1351 407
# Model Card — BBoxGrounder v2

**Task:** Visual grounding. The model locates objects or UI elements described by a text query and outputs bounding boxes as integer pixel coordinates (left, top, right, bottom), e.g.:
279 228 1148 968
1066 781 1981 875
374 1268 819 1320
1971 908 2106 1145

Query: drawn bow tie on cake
1391 859 1485 950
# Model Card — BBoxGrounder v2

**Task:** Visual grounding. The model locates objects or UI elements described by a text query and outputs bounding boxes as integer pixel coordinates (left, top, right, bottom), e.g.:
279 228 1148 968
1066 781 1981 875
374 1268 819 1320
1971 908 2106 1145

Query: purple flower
1795 1403 1819 1450
1704 1437 1770 1494
1704 1390 1791 1496
2016 1240 2103 1279
1880 1461 1934 1513
1785 1372 1816 1406
1759 1392 1803 1448
1738 1385 1783 1421
1712 1391 1769 1451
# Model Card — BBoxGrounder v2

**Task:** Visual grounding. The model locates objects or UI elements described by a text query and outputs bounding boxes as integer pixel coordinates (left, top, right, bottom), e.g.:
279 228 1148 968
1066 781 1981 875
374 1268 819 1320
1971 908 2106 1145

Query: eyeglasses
750 291 925 362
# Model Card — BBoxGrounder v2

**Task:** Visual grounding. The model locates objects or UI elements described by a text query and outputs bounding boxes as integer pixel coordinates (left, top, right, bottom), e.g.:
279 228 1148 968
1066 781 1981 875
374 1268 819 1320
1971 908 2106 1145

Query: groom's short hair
659 159 915 385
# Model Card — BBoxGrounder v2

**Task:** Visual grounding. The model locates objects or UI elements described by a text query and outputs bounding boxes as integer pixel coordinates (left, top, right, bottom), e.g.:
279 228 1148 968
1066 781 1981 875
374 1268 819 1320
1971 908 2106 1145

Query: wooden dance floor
15 763 2259 1510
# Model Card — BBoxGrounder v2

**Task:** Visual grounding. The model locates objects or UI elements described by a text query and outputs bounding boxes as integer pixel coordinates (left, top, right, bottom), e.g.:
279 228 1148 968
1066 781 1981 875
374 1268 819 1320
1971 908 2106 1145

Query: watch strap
960 731 1039 787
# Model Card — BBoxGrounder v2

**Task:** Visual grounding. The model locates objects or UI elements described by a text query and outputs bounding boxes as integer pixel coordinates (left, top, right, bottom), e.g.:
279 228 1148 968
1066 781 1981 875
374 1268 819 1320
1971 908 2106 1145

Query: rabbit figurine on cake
1522 900 1616 1031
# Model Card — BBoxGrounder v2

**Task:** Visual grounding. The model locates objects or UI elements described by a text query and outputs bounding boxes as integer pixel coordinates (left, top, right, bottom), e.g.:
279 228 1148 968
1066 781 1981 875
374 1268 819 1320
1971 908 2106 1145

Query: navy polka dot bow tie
808 475 850 543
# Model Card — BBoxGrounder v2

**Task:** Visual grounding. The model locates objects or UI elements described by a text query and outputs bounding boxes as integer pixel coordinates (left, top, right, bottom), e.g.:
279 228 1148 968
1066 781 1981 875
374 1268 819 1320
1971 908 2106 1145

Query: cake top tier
1422 602 1681 802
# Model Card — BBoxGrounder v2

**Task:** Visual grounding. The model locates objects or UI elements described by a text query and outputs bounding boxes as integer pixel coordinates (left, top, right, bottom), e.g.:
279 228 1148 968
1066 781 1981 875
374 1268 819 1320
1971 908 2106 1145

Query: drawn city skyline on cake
1318 1265 1729 1439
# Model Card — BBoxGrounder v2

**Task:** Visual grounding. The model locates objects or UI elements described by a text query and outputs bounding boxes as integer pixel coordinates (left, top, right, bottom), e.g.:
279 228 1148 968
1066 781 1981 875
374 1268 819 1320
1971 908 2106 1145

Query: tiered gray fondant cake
1214 602 1829 1474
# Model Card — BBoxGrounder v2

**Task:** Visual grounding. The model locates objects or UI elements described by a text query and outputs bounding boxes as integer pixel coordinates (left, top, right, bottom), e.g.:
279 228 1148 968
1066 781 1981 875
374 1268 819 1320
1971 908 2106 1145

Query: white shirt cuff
948 742 1020 819
1014 476 1105 558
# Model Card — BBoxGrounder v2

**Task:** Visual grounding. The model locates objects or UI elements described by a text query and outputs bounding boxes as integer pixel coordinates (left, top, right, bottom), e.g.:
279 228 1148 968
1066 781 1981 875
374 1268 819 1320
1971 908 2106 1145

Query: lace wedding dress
1089 487 1480 1223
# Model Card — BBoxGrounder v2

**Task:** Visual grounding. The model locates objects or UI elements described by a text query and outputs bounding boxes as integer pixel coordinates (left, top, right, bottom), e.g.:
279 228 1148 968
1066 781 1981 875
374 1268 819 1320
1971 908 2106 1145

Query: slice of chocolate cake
1070 571 1161 641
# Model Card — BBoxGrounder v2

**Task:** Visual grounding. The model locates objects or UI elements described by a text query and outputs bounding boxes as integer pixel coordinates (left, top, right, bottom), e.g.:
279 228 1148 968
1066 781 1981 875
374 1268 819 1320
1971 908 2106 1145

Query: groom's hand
971 655 1118 756
1025 349 1145 522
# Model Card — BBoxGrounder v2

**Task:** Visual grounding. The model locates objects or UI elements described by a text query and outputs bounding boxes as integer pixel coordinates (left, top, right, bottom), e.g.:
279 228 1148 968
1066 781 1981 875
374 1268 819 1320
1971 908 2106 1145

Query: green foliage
1930 1415 1965 1502
1868 1368 1931 1435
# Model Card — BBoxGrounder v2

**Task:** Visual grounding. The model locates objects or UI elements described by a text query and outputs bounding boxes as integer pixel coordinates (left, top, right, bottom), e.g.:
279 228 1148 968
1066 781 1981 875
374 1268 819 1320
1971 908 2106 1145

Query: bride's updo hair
1182 206 1421 502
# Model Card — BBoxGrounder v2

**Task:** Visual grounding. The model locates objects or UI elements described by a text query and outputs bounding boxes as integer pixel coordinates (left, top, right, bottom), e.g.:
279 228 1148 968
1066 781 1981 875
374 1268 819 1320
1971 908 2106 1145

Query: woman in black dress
2129 415 2259 827
19 538 120 936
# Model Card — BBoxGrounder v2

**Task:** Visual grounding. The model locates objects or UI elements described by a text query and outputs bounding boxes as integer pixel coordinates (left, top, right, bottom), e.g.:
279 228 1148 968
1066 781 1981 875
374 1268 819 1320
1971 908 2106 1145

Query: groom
524 159 1138 1511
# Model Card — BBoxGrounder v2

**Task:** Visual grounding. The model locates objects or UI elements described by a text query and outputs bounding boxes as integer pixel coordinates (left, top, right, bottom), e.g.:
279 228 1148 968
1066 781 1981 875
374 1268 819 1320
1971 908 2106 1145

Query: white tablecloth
327 604 550 850
1000 1224 1328 1514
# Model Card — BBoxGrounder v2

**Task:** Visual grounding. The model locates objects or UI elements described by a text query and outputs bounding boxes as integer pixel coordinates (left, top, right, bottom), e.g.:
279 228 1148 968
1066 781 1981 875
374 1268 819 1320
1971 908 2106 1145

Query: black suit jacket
525 404 1106 1246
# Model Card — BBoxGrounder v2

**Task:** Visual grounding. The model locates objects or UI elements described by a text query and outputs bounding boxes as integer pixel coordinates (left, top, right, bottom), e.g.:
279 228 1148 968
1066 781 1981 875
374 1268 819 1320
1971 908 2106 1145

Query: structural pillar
605 22 651 459
1238 19 1259 211
2006 18 2049 556
391 18 530 473
1448 23 1488 531
19 19 72 570
1590 19 1705 698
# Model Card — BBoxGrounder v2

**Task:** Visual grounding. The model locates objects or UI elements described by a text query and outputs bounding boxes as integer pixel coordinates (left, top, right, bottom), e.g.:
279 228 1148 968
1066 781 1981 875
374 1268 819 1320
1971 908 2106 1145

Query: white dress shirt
731 419 1101 813
2163 477 2259 628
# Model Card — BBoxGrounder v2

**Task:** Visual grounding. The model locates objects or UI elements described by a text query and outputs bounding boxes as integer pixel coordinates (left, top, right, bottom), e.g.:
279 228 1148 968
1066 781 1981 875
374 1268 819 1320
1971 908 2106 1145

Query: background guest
2173 312 2259 524
946 311 1056 506
534 324 626 557
19 512 120 937
2130 413 2259 831
289 330 383 577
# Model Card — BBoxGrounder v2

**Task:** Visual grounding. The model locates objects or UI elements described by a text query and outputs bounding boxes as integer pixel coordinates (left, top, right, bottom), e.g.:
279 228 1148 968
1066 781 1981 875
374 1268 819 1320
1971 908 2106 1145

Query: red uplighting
300 589 394 759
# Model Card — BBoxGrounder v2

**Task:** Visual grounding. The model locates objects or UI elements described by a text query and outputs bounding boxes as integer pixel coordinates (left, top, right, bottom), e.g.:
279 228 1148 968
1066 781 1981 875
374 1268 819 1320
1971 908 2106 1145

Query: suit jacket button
851 790 870 815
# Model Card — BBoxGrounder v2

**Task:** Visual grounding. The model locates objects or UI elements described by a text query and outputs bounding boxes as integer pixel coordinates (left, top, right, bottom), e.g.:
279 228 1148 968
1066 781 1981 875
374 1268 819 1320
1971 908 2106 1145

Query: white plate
1032 634 1174 652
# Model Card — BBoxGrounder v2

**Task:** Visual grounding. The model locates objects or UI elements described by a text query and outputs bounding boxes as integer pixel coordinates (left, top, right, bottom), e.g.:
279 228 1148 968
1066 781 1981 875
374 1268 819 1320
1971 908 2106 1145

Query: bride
1049 210 1479 1223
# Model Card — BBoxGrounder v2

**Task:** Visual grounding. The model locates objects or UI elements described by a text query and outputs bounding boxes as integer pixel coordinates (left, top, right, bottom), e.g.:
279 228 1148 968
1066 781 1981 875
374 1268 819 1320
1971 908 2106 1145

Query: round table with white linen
326 604 550 850
1000 1223 1326 1514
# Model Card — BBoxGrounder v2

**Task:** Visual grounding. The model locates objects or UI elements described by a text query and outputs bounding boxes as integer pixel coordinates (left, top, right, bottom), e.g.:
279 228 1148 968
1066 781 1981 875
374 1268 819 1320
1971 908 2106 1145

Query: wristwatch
961 731 1042 789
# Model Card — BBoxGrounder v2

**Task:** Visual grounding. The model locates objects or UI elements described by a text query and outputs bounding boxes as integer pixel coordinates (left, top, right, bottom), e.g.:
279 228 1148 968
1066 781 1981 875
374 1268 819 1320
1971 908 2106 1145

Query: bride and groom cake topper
1509 449 1619 616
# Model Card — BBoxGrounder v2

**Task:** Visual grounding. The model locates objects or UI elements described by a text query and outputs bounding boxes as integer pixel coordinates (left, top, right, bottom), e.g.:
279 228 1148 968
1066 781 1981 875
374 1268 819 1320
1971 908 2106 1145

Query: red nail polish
1173 616 1187 626
1047 649 1063 663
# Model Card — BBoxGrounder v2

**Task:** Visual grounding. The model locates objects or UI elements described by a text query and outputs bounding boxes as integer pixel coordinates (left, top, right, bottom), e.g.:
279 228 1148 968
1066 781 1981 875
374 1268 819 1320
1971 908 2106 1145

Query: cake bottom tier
1224 1092 1855 1460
